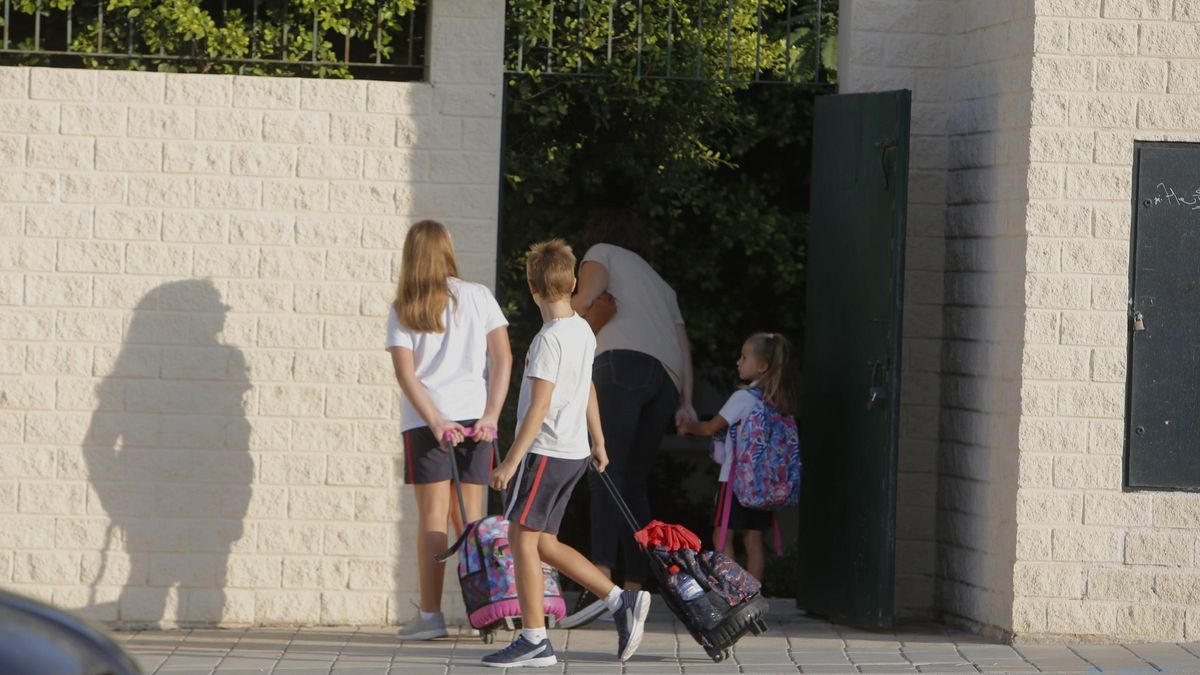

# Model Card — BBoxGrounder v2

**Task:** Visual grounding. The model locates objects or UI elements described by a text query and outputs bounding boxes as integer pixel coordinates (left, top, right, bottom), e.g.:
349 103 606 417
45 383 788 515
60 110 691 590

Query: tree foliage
501 1 838 403
497 0 837 576
1 0 420 76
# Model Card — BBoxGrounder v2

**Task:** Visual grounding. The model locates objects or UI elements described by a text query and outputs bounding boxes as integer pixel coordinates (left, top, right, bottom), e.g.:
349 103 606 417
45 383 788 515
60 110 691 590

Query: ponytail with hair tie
746 331 796 417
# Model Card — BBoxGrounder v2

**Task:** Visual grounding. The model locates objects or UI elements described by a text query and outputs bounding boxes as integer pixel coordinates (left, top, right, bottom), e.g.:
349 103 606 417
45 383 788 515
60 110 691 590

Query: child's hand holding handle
433 421 467 450
469 419 499 443
441 425 499 448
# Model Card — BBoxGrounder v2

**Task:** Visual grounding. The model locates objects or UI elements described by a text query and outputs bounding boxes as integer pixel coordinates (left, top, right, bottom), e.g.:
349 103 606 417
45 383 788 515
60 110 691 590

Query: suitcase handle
445 431 470 528
590 461 645 536
434 426 497 562
443 426 499 528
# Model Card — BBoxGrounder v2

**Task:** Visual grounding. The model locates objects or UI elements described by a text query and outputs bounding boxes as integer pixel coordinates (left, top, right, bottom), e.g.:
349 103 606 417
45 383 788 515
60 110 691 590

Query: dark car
0 589 141 675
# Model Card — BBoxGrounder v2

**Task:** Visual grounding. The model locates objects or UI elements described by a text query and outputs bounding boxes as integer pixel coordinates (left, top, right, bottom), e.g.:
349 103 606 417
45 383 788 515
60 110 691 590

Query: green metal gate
798 89 911 627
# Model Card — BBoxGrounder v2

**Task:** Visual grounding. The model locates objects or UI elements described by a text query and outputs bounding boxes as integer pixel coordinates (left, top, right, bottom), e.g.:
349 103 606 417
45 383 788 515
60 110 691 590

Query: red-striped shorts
503 453 587 535
402 421 495 485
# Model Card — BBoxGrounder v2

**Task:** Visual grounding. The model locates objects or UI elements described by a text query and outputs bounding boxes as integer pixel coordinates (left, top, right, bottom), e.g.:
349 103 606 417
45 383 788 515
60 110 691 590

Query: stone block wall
0 0 504 627
840 1 1036 630
837 0 955 620
1012 0 1200 642
843 0 1200 641
935 1 1035 637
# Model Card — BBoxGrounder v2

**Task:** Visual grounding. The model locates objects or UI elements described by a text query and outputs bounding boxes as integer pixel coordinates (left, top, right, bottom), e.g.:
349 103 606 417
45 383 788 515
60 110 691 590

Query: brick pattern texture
0 0 503 627
1013 0 1200 643
839 0 1035 627
843 0 1200 641
837 0 954 621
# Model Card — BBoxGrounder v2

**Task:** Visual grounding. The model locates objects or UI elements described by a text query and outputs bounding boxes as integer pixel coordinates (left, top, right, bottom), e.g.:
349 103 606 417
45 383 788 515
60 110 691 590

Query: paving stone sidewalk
119 600 1200 674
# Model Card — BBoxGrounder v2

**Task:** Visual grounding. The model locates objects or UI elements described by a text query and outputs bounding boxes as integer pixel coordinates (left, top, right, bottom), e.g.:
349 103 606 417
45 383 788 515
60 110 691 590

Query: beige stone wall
837 0 955 620
1012 0 1200 642
843 0 1200 641
840 2 1036 631
933 0 1036 636
0 0 504 627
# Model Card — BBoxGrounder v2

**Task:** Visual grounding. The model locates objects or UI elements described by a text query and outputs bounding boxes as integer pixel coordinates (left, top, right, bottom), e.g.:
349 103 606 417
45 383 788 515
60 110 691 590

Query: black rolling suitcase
593 467 770 663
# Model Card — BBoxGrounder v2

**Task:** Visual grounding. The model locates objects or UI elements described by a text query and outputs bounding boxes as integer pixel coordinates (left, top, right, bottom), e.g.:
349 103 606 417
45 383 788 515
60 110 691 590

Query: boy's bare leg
414 482 451 612
537 534 617 598
596 563 613 582
744 530 765 580
510 523 547 629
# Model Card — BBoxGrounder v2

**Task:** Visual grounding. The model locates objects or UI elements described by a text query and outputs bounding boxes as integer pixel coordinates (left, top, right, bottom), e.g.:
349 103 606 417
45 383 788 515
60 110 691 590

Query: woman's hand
432 420 467 450
471 417 500 444
674 404 698 429
489 460 518 491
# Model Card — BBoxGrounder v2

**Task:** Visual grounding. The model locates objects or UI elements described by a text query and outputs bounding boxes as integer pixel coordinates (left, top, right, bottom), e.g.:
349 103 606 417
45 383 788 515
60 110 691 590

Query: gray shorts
402 421 495 485
504 453 588 535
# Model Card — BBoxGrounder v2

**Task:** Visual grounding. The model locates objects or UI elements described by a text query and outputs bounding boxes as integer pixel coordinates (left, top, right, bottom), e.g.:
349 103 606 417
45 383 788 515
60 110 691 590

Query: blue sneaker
612 590 651 661
481 635 557 668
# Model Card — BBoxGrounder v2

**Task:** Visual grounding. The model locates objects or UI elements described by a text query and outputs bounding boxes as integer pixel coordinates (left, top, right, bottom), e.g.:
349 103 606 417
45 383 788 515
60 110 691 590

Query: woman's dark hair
583 208 648 257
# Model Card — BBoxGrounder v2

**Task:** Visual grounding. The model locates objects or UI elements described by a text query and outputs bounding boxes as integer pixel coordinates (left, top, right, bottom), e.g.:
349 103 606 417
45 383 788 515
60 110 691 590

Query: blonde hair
526 239 577 301
745 332 796 417
394 220 458 332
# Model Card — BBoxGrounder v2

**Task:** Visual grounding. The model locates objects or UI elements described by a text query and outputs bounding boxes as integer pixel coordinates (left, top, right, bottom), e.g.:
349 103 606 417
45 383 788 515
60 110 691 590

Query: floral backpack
442 515 566 631
435 442 566 635
716 387 801 555
728 387 801 511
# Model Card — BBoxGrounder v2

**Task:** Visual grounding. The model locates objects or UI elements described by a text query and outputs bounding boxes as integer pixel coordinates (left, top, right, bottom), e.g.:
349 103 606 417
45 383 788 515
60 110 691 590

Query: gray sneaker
398 611 449 641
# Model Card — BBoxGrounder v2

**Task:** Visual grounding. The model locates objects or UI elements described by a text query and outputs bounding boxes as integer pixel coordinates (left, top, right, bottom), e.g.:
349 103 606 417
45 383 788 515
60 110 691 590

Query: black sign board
1127 141 1200 491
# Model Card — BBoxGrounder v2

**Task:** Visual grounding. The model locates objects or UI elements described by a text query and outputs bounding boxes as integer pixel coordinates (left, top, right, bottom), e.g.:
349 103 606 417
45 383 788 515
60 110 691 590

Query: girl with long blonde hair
386 220 513 640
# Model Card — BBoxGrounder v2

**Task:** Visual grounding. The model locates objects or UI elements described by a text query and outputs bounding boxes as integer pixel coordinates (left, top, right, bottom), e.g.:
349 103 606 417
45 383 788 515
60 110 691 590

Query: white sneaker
398 612 449 641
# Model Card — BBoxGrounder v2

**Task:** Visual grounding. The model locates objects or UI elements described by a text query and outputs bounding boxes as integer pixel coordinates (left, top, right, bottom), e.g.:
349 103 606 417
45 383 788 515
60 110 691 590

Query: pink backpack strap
716 440 738 552
716 479 734 552
772 513 783 557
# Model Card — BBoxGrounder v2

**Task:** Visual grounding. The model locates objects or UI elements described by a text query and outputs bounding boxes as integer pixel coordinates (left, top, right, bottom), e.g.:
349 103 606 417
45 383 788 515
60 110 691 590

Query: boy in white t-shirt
482 240 650 669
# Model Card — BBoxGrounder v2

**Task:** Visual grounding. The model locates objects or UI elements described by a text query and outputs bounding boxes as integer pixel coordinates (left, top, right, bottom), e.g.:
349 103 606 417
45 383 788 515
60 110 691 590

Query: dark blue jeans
588 349 679 584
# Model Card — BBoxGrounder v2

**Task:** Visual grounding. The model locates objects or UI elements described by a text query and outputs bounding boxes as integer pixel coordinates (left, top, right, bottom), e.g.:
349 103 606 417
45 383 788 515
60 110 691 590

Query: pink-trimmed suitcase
435 436 566 642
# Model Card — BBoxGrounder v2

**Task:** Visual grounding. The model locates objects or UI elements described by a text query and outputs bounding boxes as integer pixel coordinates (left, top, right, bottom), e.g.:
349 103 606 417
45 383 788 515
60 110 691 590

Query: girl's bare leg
414 481 451 612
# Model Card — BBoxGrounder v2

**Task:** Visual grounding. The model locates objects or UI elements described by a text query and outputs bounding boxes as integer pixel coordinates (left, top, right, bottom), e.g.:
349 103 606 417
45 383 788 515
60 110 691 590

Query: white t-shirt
385 277 508 432
516 314 597 460
712 387 758 482
581 244 685 390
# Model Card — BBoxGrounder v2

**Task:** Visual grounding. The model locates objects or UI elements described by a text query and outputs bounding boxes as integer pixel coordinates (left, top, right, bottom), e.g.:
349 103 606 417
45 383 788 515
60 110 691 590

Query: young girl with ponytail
676 332 797 582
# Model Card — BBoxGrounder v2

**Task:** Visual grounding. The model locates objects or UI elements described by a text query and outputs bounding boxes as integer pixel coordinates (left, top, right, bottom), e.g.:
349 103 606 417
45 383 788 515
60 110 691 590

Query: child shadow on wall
83 279 252 627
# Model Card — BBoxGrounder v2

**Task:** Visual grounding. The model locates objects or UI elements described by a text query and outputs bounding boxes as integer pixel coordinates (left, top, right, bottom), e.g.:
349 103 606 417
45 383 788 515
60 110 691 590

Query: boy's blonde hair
394 220 458 332
526 239 576 301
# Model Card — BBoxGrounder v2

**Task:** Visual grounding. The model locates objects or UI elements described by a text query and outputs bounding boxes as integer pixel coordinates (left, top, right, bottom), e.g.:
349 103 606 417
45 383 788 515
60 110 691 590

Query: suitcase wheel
481 630 495 644
750 618 769 635
707 647 732 663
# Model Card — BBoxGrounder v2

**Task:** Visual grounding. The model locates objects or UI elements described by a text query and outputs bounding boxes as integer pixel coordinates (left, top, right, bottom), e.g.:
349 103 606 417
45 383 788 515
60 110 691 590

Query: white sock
602 586 623 612
522 627 548 643
419 610 439 621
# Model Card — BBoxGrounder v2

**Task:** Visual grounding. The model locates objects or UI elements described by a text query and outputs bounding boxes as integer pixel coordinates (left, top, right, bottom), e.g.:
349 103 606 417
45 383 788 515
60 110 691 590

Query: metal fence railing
505 0 836 86
0 0 426 80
